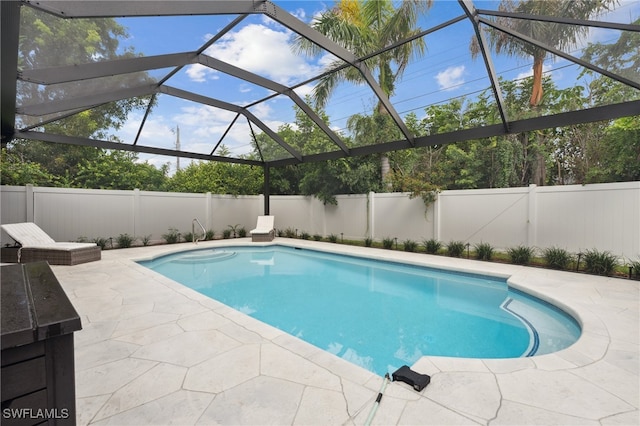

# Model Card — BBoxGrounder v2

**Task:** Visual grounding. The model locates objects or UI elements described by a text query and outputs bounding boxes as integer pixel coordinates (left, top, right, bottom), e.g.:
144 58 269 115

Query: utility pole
175 125 181 172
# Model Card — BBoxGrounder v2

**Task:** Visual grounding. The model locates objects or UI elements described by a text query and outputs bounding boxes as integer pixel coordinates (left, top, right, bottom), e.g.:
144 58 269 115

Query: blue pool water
139 245 581 376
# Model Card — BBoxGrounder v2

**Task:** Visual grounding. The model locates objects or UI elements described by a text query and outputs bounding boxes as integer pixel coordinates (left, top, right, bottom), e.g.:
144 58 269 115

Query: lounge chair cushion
250 216 275 242
2 222 56 246
1 222 100 265
250 216 275 235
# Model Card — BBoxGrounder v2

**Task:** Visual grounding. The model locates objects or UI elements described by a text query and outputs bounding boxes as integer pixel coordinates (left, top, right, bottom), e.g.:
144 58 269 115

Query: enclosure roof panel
2 0 639 166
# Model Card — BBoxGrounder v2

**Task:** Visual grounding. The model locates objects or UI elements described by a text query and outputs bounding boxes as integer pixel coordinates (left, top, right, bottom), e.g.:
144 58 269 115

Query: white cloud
117 113 174 147
435 65 465 91
318 52 339 68
201 23 321 86
184 64 220 82
293 84 315 99
290 8 306 21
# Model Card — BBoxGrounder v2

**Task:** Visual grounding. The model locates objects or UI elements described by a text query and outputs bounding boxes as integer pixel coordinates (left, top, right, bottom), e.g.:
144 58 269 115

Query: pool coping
51 238 639 425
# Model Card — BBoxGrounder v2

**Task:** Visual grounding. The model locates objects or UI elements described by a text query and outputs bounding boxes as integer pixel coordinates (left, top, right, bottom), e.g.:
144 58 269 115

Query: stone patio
48 239 639 425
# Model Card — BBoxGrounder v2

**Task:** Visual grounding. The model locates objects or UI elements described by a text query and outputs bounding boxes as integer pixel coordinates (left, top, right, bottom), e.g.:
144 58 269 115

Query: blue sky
110 0 640 172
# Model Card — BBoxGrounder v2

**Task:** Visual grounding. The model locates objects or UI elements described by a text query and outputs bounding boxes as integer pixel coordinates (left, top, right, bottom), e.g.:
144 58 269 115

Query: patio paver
45 238 638 425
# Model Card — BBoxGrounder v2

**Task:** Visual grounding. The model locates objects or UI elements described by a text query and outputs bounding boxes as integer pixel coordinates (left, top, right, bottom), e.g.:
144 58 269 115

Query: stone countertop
1 261 82 350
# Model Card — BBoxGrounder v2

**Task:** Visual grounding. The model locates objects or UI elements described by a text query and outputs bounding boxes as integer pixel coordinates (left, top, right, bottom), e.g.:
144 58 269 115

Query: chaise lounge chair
1 222 101 265
250 215 275 242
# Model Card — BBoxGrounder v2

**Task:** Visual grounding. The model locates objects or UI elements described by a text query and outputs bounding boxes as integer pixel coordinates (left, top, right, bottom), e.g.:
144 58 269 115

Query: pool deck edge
51 238 639 425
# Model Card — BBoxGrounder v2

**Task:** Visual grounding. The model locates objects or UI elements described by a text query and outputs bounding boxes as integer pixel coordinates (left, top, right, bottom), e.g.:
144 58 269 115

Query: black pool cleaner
392 365 431 391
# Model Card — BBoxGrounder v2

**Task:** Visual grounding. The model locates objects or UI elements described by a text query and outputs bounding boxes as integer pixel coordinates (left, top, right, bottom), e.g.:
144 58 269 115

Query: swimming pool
139 245 581 376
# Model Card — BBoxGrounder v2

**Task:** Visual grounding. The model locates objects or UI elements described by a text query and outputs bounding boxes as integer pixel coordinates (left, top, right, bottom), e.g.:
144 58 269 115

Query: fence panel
536 182 640 258
438 187 530 250
1 186 28 226
33 187 134 242
372 193 434 242
270 196 318 236
325 194 369 240
137 191 209 242
210 195 261 238
1 182 638 258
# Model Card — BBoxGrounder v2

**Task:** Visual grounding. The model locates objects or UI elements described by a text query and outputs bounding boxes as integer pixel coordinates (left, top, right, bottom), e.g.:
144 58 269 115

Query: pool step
173 250 236 264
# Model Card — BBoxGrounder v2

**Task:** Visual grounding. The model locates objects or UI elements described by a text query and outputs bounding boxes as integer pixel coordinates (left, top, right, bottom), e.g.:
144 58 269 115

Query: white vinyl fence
1 182 639 260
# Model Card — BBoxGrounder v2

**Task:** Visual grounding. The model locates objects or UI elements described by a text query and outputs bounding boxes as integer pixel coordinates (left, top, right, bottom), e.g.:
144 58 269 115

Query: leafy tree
7 6 154 183
1 148 57 186
604 115 640 181
471 0 618 107
168 146 263 195
252 98 382 204
72 151 168 190
299 155 380 205
592 116 640 182
293 0 432 182
572 20 640 183
581 18 640 87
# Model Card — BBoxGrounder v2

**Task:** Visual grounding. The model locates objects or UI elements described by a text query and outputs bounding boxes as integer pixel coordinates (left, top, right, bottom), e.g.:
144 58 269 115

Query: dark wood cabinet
1 262 82 425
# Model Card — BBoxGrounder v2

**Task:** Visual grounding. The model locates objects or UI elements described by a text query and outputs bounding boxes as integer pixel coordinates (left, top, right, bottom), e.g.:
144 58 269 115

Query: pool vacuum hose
364 373 390 426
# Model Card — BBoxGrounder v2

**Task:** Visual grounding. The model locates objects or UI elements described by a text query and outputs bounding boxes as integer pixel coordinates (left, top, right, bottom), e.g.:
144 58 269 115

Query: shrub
446 241 465 258
116 233 135 248
403 240 418 252
162 228 180 244
277 229 284 237
205 229 215 240
300 231 310 240
630 259 640 279
364 237 373 247
237 227 247 238
507 245 534 265
313 234 323 241
93 237 108 250
543 246 572 270
328 233 338 243
382 237 394 249
423 238 442 254
227 224 241 238
141 234 152 246
183 231 194 243
222 229 232 239
582 249 618 276
284 227 297 238
474 242 494 261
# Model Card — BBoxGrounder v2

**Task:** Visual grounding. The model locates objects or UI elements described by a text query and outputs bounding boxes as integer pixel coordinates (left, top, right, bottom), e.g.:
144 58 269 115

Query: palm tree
470 0 618 186
471 0 618 107
293 0 432 183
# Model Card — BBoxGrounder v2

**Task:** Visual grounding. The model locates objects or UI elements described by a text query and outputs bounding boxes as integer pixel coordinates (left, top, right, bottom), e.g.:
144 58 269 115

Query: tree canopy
2 5 637 200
